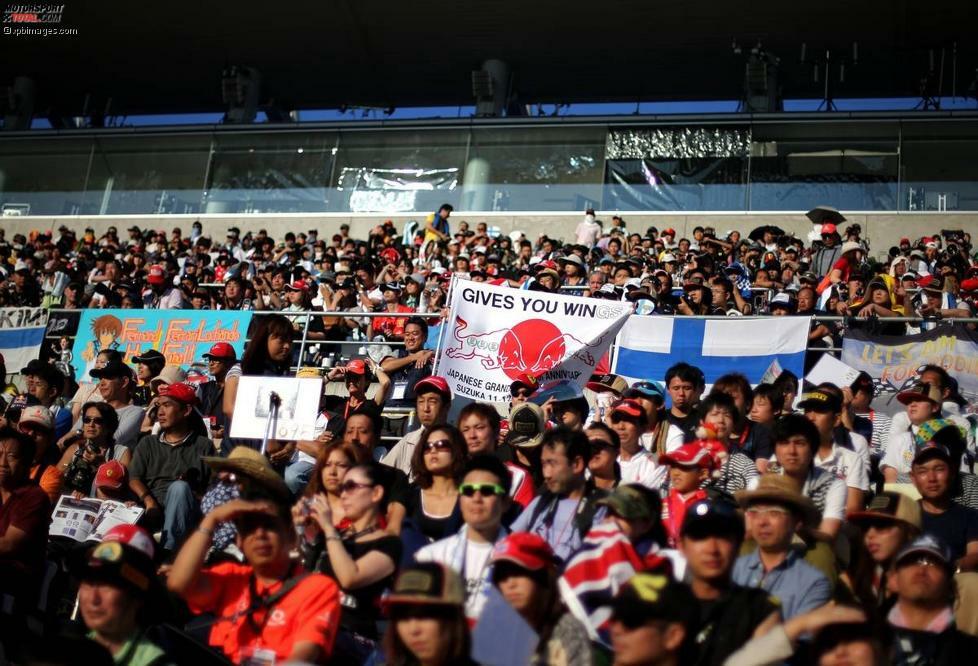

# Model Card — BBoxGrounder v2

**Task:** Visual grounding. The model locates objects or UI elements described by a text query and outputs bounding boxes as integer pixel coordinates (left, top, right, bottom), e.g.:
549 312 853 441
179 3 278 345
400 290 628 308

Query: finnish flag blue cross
612 316 809 387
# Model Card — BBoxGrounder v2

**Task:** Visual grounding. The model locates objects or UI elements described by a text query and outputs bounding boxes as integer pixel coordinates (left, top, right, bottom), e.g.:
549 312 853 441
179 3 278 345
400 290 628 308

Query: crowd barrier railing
16 307 978 394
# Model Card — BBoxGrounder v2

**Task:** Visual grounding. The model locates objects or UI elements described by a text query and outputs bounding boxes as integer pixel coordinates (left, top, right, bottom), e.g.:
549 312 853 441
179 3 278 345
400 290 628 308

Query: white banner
436 280 632 403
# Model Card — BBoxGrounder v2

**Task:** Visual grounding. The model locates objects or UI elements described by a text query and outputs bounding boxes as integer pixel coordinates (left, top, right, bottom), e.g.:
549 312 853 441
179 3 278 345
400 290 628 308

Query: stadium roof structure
3 0 977 117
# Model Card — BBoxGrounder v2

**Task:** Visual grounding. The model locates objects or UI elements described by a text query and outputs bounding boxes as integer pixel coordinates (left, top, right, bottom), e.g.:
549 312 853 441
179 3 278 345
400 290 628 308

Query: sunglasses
339 479 374 494
83 416 105 425
424 439 453 453
459 483 505 498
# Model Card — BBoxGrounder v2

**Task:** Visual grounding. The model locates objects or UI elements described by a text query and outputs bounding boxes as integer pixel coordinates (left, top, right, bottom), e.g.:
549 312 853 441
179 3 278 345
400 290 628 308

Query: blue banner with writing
72 309 252 382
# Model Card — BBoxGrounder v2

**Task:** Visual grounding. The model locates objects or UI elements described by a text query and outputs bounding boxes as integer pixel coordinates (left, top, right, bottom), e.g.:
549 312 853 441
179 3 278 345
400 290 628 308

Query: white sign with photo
230 375 323 441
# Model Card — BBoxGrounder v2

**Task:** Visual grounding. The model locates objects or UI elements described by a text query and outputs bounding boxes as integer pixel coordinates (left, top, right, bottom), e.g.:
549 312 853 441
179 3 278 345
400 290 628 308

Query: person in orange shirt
167 493 341 664
17 405 63 504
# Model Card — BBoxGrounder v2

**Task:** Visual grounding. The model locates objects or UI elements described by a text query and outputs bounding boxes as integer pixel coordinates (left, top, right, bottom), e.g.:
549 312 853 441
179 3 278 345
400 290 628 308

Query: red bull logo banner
436 280 632 403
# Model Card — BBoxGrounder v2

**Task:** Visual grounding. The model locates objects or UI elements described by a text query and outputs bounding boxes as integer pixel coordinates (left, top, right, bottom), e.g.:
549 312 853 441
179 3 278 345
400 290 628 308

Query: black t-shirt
693 586 780 666
668 409 700 440
308 534 402 638
379 463 412 512
920 502 978 562
736 421 772 461
405 486 463 542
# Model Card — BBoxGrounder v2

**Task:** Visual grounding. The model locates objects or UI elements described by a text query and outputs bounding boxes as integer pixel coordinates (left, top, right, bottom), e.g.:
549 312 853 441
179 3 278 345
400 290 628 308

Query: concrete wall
3 212 976 258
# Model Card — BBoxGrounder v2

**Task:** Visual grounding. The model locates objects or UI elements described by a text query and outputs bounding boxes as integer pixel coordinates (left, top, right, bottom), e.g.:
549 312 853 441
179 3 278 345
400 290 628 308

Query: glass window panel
0 137 92 215
603 127 749 211
84 135 210 214
749 122 899 211
466 127 605 211
330 130 467 213
205 132 336 213
900 122 978 211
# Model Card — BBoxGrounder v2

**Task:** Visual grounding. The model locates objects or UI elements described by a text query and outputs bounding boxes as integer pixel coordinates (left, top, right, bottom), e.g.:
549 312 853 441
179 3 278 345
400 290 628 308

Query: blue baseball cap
625 380 666 403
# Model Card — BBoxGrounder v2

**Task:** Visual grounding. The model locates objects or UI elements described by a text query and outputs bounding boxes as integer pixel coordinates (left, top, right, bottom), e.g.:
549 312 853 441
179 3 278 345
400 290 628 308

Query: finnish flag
0 319 47 374
613 316 809 386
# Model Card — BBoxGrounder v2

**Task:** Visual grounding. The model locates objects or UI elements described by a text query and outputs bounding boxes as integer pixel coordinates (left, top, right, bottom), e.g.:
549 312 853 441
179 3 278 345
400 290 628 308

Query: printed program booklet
49 495 143 543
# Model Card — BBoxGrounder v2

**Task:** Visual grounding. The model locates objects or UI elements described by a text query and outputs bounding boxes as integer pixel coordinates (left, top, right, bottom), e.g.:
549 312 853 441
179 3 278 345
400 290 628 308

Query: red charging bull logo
446 317 598 380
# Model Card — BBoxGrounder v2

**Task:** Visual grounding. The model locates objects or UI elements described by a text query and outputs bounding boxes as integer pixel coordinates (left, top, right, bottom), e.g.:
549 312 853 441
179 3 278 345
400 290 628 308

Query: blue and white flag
613 316 809 385
0 307 48 374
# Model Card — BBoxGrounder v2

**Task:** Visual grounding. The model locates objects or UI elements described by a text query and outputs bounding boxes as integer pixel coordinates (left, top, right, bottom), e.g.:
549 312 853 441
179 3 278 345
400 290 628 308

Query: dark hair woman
491 532 594 666
406 423 465 542
295 461 402 664
56 401 129 496
383 562 476 666
302 440 366 530
221 314 293 454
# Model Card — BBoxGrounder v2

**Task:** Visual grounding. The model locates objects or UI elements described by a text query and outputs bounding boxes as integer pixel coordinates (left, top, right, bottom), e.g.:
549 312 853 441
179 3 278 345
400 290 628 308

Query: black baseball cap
132 349 166 367
797 390 843 413
90 360 135 381
610 573 696 627
681 500 744 541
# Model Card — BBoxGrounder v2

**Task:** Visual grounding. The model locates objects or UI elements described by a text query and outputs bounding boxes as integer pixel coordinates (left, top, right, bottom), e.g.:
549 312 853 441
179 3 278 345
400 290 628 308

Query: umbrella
806 205 847 225
748 225 786 241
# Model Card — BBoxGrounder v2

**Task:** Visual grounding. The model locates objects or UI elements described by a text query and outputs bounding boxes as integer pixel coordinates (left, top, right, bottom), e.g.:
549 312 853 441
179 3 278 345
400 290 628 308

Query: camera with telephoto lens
62 439 104 495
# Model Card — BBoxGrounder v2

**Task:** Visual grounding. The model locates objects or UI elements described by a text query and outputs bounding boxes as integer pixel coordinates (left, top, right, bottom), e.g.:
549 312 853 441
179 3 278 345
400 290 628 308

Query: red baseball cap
610 399 645 420
203 342 236 361
534 260 559 272
95 460 128 490
285 279 309 291
510 373 538 395
662 228 676 237
158 382 199 406
146 265 166 285
491 532 557 571
660 443 717 470
821 223 838 236
414 375 451 400
101 524 156 561
345 359 368 375
962 278 978 293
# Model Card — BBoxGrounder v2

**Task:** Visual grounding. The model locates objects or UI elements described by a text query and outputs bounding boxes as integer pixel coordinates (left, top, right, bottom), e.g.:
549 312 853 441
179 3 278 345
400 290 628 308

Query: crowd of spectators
0 205 975 665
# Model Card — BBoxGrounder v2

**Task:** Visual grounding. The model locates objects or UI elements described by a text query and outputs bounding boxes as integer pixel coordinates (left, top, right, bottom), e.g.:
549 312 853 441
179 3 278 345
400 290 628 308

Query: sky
27 96 978 130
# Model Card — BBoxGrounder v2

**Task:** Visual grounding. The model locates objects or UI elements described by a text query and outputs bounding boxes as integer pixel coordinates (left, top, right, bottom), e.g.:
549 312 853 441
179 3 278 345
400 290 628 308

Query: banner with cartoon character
436 279 632 403
72 309 253 383
841 324 978 410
